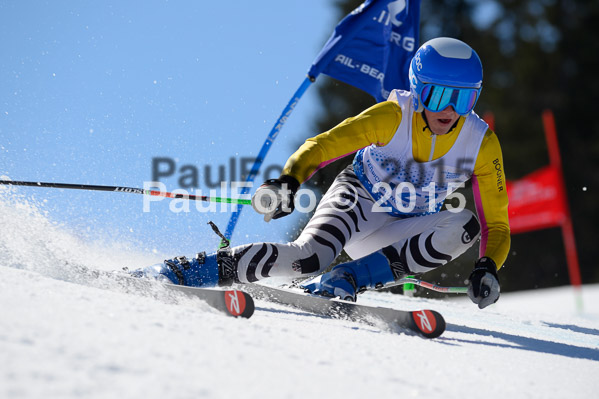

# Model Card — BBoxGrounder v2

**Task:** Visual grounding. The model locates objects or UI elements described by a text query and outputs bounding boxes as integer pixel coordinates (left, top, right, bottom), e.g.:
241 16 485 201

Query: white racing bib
353 89 488 217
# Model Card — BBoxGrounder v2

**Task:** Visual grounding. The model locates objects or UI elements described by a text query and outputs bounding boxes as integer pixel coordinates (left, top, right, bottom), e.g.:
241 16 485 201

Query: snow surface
1 188 599 399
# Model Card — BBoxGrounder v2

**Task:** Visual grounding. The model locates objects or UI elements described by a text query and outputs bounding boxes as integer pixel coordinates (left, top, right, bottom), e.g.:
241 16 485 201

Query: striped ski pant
232 166 481 284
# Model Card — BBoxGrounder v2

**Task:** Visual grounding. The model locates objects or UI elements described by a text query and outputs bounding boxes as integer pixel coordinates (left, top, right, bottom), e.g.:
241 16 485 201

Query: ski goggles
419 84 480 115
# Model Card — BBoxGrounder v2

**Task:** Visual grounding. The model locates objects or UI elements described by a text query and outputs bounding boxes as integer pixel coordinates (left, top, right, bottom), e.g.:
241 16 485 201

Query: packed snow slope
1 189 598 399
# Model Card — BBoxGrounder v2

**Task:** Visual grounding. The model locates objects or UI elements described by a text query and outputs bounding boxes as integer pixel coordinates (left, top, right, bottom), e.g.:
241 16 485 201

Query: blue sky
0 1 338 256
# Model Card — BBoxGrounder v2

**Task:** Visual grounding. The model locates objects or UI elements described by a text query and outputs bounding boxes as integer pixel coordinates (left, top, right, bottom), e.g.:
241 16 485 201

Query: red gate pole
542 110 583 310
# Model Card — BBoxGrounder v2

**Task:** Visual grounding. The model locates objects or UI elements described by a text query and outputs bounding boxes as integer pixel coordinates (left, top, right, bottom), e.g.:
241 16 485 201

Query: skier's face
424 107 460 135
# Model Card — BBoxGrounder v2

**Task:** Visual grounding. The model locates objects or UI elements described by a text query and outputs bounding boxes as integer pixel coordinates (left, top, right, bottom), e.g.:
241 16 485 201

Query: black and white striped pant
232 166 481 283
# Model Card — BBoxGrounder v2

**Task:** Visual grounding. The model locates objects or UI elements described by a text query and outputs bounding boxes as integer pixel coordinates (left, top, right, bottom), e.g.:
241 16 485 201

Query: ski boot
301 250 397 302
132 222 237 287
133 247 236 288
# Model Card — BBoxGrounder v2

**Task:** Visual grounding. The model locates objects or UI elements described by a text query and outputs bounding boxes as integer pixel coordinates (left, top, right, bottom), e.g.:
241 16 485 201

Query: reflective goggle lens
420 84 479 115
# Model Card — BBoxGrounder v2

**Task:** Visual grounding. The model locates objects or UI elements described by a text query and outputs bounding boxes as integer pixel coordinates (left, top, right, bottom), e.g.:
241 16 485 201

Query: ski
164 283 254 318
63 263 254 318
240 283 445 338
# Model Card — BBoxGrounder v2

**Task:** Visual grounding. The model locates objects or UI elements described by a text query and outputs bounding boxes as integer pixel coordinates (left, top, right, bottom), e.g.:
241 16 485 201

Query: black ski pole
0 180 251 205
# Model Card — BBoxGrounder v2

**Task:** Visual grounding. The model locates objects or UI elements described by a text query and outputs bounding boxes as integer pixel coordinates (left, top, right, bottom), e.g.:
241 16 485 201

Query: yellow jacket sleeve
472 129 511 269
282 101 402 183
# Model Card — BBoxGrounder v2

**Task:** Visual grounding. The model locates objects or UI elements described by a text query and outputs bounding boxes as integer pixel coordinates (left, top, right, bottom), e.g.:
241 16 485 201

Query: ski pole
386 277 468 294
0 180 252 205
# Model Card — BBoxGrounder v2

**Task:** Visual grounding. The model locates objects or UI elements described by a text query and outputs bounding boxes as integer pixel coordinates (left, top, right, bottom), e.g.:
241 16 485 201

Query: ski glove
251 175 300 222
467 257 500 309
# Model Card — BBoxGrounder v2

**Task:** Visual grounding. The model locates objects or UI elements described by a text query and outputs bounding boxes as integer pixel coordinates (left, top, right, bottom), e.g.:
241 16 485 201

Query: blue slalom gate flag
224 0 420 241
308 0 421 101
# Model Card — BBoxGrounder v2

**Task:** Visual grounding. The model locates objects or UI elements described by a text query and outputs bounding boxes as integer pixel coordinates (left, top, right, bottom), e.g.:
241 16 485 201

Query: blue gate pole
223 76 314 242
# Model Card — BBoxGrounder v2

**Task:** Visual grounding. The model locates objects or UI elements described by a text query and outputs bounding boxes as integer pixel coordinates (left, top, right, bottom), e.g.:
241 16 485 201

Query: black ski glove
251 175 300 222
467 257 500 309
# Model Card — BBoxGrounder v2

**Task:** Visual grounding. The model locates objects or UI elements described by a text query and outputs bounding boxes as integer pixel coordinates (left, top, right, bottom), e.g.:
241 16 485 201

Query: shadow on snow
445 324 599 362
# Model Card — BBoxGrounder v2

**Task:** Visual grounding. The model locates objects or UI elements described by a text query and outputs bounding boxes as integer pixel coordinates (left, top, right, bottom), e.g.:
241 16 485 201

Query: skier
141 37 510 310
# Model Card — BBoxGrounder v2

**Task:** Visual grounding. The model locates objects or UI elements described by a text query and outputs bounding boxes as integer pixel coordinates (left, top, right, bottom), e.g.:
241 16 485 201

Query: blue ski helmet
409 37 483 116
